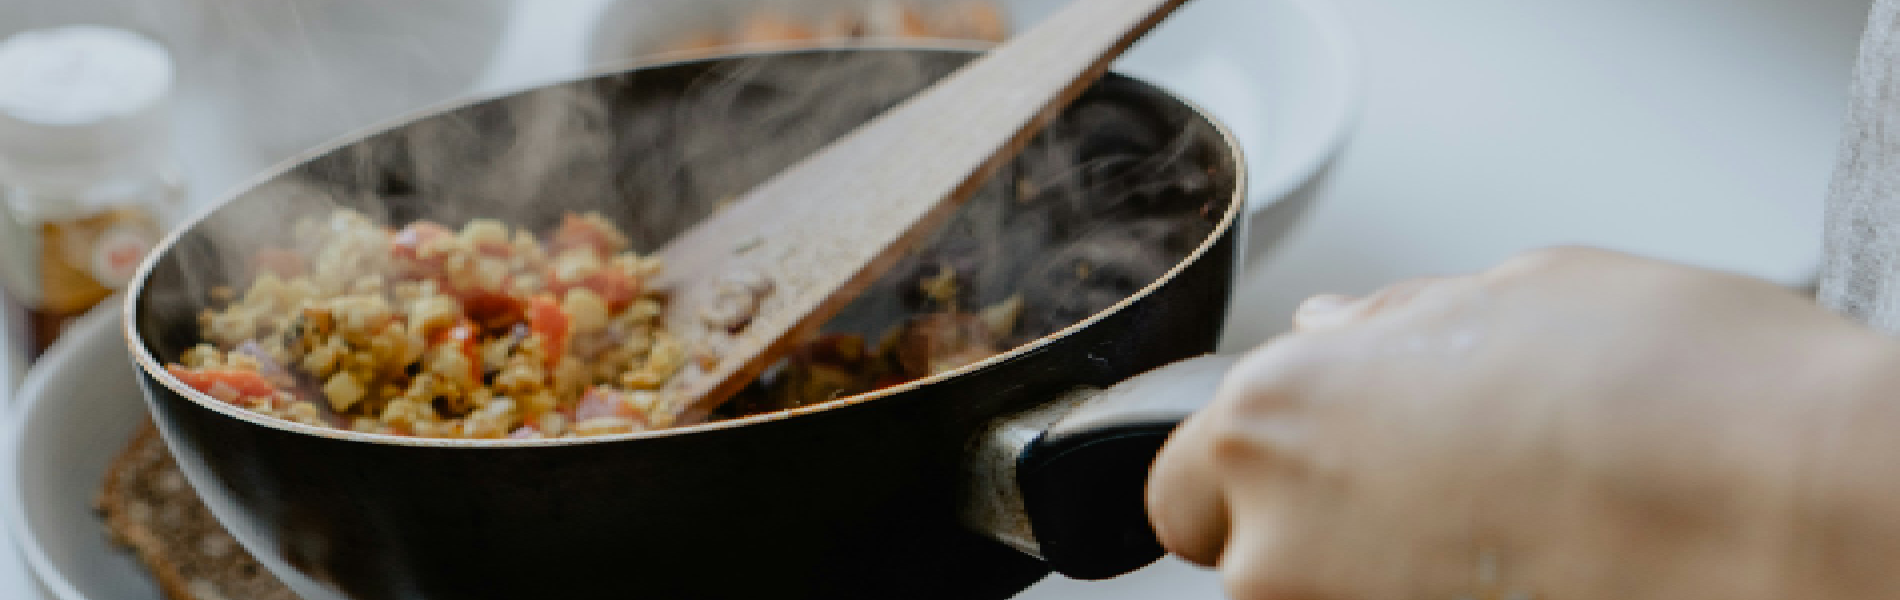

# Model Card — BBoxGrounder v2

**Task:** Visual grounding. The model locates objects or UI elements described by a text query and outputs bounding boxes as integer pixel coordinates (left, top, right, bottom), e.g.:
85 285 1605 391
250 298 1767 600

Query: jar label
90 220 156 287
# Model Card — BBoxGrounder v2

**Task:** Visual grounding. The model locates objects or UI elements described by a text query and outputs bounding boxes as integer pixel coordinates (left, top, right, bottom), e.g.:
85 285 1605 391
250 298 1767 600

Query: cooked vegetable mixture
168 209 1018 439
168 210 686 439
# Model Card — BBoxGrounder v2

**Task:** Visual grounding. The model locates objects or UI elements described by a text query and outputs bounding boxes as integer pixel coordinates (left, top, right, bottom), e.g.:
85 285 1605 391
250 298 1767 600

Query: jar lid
0 25 174 184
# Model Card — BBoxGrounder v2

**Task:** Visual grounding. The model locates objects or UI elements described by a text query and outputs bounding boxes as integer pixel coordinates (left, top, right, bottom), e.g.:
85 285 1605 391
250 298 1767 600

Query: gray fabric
1822 0 1900 331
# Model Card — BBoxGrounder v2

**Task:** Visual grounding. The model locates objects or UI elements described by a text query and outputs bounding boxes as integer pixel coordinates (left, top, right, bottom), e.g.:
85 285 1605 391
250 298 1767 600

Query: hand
1147 247 1900 600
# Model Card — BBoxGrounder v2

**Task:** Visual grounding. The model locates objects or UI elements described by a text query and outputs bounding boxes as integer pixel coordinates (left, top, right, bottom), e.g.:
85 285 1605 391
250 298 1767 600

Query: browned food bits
166 210 684 439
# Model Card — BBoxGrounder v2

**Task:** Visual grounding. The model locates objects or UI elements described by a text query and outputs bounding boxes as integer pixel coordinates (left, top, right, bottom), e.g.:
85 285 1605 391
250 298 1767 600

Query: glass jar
0 25 184 363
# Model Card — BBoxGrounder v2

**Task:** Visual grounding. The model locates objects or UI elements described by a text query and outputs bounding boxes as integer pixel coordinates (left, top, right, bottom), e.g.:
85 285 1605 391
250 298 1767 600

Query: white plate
587 0 1363 218
3 307 158 600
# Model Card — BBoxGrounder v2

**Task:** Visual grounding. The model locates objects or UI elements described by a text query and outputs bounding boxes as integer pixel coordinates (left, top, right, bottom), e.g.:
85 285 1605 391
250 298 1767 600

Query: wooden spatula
650 0 1194 425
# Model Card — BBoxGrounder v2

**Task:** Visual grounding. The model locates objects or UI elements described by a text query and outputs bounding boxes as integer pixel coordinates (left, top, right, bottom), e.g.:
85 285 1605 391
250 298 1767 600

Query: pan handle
962 354 1236 580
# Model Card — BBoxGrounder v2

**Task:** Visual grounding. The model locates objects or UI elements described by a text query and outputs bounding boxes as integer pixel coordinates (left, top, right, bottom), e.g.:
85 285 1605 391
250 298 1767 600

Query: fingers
1305 247 1630 331
1292 294 1357 331
1149 404 1232 566
1149 339 1317 568
1218 517 1332 600
1294 276 1467 332
1358 277 1456 315
1304 248 1633 333
1297 249 1617 333
1482 246 1628 283
1151 348 1336 598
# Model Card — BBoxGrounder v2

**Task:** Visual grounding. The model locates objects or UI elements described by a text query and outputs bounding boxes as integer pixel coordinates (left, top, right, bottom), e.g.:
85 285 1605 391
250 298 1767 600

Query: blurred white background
1223 0 1872 349
0 0 1879 597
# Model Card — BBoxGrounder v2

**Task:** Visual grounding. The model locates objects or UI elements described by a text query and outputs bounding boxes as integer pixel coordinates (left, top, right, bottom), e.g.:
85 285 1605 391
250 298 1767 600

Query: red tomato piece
392 222 521 324
167 366 280 401
583 269 642 312
475 239 514 258
545 268 642 314
549 213 623 256
527 295 569 368
523 410 556 432
431 320 484 382
391 221 453 262
458 289 523 329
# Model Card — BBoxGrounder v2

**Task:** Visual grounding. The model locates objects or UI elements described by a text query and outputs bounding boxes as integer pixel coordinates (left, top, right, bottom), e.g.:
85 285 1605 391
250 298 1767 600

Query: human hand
1148 248 1900 600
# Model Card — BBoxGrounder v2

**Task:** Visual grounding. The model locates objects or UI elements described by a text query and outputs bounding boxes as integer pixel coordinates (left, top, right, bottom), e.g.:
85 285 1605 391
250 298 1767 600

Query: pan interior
132 48 1238 429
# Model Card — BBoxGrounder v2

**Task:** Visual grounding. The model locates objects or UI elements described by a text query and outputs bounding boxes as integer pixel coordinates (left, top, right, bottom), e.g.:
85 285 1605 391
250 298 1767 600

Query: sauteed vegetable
169 209 684 438
165 208 1017 438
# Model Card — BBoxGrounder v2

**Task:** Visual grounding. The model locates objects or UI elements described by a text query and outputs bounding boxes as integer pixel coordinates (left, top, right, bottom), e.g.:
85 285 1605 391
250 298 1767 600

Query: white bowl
3 307 157 600
588 0 1363 222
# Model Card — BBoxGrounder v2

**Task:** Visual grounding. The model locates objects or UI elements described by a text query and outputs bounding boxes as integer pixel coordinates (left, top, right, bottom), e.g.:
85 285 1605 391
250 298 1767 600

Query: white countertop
1 0 1876 596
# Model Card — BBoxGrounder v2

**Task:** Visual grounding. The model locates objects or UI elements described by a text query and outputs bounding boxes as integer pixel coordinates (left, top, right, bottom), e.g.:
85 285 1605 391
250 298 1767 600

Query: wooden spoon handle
656 0 1194 422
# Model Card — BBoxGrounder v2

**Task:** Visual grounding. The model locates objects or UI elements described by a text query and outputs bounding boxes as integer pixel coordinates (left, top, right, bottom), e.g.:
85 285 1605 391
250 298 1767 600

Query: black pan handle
962 354 1236 580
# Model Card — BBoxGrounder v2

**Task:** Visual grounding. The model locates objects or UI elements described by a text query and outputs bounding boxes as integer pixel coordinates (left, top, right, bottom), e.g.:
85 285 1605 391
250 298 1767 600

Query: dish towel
1823 0 1900 332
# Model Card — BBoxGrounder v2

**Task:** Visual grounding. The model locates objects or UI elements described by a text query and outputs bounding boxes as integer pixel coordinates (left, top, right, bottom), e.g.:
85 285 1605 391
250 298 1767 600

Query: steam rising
146 49 1227 366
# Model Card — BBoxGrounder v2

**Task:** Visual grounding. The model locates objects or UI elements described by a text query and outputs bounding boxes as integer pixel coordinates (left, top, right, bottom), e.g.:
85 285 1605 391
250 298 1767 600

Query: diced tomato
573 387 648 424
548 214 623 256
391 221 524 324
458 289 524 329
168 366 280 402
523 410 555 431
547 268 642 313
585 269 642 312
527 295 569 368
390 221 453 263
254 249 307 278
474 240 514 258
431 320 484 381
389 222 455 283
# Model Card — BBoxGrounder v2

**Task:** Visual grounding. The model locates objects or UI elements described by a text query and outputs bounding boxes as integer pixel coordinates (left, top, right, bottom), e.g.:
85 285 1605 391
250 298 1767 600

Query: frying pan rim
122 43 1248 448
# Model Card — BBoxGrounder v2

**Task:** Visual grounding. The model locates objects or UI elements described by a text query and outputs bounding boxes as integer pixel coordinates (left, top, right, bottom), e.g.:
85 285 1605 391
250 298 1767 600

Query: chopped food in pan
169 209 683 438
165 209 1018 439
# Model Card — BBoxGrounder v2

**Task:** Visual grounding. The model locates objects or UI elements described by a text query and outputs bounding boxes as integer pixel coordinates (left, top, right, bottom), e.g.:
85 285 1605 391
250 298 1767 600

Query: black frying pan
125 47 1246 600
